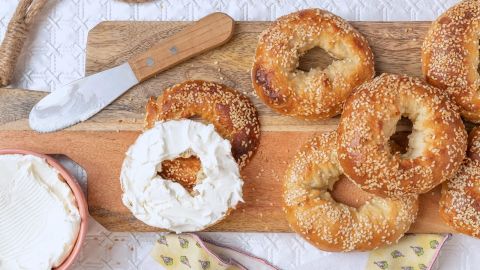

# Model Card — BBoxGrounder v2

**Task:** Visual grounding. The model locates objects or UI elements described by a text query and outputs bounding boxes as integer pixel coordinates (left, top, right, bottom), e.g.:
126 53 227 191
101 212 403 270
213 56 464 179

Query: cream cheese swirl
0 154 81 270
120 119 244 233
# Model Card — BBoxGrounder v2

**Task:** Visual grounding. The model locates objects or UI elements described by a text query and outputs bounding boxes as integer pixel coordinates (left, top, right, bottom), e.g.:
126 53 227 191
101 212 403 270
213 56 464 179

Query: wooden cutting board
0 20 457 233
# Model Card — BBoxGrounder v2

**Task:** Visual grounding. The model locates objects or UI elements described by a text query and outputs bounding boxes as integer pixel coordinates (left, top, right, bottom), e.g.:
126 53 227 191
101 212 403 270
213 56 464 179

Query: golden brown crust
422 0 480 122
159 157 200 191
338 74 467 198
251 9 375 120
144 80 260 184
440 127 480 237
283 132 418 252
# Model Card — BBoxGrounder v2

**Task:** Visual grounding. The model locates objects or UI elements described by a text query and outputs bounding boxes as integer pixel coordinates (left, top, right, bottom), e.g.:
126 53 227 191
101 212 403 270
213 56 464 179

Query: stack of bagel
251 2 480 252
121 80 262 233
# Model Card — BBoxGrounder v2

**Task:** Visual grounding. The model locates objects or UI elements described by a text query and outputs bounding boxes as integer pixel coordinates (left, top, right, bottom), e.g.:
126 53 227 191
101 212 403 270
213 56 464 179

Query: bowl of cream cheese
0 149 88 270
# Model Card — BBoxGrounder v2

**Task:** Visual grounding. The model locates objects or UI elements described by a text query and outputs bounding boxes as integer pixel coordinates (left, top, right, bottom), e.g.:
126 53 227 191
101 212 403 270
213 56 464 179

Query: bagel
145 80 260 187
422 0 480 122
283 132 419 252
121 120 243 232
251 8 375 120
338 74 467 197
440 127 480 238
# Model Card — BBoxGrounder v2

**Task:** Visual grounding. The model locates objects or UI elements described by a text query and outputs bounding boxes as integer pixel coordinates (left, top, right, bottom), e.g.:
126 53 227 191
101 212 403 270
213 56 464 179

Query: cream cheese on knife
0 154 81 270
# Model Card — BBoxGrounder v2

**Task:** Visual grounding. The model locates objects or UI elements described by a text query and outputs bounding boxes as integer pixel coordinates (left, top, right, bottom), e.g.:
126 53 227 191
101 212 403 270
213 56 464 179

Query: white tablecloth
2 0 480 269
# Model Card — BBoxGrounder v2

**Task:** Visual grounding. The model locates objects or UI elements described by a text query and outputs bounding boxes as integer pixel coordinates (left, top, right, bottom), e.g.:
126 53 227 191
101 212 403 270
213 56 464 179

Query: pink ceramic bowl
0 149 88 270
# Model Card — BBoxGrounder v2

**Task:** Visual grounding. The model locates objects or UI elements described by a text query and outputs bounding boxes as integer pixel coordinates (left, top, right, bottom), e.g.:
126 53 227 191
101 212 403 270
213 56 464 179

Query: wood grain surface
0 20 457 233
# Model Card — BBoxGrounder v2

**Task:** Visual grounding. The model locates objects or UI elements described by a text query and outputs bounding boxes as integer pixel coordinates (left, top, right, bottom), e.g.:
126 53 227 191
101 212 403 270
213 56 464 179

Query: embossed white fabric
2 1 480 269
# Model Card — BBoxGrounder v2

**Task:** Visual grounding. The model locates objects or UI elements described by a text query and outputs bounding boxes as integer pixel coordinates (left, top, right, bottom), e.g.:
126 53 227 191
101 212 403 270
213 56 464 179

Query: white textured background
2 0 480 269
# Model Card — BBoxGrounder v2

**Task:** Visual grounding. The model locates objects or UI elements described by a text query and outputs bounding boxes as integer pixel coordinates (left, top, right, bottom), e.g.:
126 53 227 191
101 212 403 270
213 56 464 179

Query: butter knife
29 12 234 132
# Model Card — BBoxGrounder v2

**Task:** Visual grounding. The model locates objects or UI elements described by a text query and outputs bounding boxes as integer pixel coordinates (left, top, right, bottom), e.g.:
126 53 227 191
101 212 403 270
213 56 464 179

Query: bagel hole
157 151 204 195
388 117 413 155
330 175 374 208
297 47 336 72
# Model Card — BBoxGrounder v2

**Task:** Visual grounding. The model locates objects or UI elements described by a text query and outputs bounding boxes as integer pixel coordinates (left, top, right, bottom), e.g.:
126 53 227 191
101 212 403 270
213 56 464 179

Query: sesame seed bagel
251 9 375 120
145 80 260 185
440 127 480 238
422 0 480 123
338 74 467 198
283 132 419 252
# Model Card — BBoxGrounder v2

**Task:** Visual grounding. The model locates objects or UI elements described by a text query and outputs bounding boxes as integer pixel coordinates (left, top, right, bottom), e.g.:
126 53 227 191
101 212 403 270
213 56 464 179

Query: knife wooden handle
128 12 234 82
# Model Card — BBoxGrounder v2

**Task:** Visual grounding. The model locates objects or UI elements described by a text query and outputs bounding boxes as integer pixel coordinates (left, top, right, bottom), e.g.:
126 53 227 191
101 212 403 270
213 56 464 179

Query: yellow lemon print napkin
151 233 278 270
151 233 449 270
366 234 450 270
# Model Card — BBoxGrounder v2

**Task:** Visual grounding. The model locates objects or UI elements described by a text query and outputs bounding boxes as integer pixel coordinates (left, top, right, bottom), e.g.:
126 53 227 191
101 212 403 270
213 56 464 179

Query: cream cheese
120 119 244 233
0 154 81 270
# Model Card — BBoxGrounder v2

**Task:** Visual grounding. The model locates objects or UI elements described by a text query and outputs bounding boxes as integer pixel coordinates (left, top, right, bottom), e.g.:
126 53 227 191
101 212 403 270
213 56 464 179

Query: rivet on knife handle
128 12 235 82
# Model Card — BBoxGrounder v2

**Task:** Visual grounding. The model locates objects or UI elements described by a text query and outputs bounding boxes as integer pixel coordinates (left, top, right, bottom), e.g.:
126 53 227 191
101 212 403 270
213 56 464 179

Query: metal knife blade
29 63 138 132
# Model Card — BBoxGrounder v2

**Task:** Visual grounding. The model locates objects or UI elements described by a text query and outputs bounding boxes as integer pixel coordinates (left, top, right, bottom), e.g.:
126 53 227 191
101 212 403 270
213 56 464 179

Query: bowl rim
0 148 88 270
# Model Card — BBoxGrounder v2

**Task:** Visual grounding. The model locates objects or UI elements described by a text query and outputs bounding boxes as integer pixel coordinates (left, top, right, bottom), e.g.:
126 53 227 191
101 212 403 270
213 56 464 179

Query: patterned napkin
151 234 278 270
151 233 449 270
366 234 450 270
